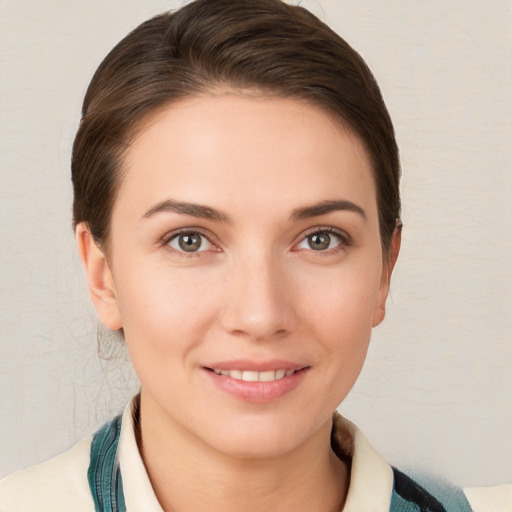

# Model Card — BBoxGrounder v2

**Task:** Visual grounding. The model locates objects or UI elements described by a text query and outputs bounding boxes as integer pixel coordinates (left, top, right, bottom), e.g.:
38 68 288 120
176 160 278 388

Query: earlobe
372 223 402 327
76 223 122 331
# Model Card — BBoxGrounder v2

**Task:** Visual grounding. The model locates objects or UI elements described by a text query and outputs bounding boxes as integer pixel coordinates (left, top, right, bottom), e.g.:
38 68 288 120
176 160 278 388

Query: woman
0 0 509 510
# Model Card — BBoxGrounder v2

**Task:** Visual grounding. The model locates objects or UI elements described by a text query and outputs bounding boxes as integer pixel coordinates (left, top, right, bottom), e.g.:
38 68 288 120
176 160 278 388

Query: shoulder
0 436 95 512
464 483 512 512
391 468 512 512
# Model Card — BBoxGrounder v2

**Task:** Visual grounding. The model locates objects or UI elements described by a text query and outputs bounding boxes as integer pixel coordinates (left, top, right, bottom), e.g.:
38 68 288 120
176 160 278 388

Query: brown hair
72 0 400 253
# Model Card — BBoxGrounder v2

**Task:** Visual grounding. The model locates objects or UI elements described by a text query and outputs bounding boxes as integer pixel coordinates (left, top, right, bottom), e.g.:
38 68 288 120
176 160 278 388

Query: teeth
212 368 297 382
275 369 286 379
242 371 259 382
259 370 277 382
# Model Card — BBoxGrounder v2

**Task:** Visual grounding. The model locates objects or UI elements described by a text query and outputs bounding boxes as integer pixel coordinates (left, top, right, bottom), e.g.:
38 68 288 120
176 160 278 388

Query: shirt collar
118 396 163 511
332 412 394 511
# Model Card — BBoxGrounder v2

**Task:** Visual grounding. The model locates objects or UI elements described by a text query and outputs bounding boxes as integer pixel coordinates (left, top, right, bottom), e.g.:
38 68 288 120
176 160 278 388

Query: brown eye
168 232 212 253
179 233 202 252
307 232 331 251
296 229 346 252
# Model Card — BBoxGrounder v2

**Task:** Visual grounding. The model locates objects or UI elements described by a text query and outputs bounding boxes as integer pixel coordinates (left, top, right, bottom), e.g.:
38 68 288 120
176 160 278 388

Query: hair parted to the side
72 0 401 254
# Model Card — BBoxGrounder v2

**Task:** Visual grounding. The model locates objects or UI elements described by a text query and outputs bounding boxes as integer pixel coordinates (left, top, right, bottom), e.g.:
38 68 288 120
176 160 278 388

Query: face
80 94 397 459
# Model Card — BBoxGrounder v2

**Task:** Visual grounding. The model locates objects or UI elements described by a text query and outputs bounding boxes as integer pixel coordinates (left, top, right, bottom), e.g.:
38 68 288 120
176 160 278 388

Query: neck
137 392 349 512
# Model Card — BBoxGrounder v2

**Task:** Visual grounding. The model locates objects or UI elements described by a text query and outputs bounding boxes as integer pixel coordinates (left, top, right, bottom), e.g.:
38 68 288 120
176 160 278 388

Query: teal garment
390 468 473 512
88 416 126 512
87 415 472 512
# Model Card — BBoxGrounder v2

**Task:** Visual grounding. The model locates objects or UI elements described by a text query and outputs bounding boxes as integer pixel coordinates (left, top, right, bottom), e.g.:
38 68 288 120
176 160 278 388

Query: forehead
115 94 377 221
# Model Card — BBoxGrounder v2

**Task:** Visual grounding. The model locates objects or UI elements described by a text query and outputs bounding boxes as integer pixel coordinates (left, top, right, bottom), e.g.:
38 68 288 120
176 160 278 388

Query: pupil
309 232 330 250
179 234 201 252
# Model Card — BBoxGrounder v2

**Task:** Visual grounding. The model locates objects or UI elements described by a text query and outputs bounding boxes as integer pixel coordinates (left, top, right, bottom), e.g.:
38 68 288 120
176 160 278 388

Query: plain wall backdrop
0 0 511 487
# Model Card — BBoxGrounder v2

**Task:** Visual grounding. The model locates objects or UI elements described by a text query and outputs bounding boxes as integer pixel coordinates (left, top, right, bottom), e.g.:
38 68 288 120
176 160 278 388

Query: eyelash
161 226 352 256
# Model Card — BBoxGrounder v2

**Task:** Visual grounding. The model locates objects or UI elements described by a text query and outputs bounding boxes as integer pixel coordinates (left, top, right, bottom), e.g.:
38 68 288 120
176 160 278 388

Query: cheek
299 261 383 333
296 261 382 380
113 262 222 358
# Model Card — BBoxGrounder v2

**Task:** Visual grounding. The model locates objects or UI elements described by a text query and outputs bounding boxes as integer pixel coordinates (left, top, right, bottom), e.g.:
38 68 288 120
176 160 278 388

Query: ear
76 223 122 331
372 223 402 327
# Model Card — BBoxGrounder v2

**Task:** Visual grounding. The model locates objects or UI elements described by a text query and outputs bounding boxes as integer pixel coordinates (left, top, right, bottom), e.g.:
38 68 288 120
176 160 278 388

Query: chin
198 412 326 460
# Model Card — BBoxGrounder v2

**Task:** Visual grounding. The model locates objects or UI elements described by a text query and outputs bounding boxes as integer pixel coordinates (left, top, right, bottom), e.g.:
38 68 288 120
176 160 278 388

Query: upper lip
203 359 308 372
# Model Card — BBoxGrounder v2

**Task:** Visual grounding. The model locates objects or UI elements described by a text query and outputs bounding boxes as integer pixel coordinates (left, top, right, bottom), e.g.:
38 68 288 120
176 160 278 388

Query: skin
77 94 400 512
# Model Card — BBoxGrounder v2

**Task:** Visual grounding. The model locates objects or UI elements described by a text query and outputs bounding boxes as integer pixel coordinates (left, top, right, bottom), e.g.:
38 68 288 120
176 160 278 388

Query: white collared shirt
1 398 510 511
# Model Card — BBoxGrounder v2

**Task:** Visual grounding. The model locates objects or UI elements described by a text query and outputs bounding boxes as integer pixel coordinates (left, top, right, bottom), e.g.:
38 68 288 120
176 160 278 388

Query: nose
219 252 297 341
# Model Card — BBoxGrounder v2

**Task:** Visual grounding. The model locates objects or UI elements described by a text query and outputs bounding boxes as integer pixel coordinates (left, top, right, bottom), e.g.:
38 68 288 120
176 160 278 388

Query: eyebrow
290 199 367 222
142 199 231 223
142 198 366 223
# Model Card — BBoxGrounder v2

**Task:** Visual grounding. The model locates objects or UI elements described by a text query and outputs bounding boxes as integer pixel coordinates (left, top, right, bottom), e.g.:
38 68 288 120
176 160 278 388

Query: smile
203 361 309 402
210 369 297 382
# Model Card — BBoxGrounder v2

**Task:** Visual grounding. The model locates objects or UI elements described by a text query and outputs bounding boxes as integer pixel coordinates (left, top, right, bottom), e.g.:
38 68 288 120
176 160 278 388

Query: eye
167 231 213 253
296 229 347 252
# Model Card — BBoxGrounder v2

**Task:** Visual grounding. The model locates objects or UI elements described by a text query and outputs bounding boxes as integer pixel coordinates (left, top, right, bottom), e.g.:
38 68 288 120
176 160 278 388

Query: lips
203 361 309 402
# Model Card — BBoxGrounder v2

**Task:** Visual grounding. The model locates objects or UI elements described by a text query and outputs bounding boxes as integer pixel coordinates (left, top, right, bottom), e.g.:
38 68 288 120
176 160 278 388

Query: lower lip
203 368 309 403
